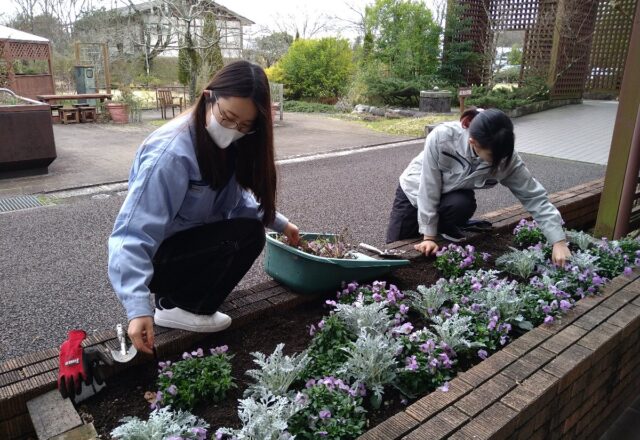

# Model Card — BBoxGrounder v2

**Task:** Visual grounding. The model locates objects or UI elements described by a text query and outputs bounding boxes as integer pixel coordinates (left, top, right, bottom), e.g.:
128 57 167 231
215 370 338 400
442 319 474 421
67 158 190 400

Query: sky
1 0 440 40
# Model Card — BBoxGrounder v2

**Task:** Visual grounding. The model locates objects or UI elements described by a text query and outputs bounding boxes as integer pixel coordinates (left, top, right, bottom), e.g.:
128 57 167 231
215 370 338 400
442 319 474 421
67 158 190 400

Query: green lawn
330 113 458 137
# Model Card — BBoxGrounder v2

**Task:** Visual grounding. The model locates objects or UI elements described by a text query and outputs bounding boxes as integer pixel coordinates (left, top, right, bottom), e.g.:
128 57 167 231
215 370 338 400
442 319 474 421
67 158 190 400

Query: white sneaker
154 306 232 333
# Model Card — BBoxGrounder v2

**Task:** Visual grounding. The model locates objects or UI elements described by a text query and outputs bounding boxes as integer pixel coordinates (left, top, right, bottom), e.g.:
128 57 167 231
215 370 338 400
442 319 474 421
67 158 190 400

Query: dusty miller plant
406 280 453 317
339 329 401 408
110 406 209 440
568 251 601 272
566 230 598 251
471 280 525 323
216 392 305 440
496 246 546 279
430 314 483 352
333 300 394 336
245 343 310 398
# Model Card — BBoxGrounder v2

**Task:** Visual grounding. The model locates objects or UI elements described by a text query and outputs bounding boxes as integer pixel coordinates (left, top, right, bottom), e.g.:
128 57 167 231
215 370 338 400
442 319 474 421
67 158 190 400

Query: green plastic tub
264 232 410 294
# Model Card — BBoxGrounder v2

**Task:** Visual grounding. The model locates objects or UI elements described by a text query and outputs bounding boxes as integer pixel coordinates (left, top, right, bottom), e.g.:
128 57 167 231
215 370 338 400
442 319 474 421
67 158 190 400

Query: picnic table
36 93 112 104
36 94 112 124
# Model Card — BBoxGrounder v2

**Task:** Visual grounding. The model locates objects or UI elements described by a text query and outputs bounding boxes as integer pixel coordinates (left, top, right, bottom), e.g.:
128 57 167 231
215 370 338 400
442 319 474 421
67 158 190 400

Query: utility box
74 66 97 106
419 87 452 113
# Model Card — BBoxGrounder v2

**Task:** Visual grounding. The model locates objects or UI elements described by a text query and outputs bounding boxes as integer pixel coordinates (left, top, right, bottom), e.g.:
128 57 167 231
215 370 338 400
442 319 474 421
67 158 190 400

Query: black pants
149 218 265 314
386 184 477 243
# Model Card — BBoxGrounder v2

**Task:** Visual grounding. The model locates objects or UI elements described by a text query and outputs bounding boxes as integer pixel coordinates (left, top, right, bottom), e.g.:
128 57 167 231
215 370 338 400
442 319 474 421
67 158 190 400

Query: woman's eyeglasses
212 93 256 135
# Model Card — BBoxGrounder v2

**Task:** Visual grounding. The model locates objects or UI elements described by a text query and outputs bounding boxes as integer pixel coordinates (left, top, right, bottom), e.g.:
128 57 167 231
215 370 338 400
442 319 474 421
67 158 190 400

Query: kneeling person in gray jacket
386 108 571 266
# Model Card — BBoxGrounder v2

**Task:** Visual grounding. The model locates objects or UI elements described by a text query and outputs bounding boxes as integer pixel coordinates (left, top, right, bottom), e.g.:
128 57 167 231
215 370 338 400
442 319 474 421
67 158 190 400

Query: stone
419 88 452 113
26 389 83 440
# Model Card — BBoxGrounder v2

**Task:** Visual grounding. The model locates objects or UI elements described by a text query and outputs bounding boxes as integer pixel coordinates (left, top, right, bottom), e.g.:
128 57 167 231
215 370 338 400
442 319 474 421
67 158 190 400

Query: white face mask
206 105 246 149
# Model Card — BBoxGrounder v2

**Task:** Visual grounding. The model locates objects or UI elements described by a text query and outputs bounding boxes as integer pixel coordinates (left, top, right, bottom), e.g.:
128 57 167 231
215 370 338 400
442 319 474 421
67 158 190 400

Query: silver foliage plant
496 246 546 279
568 251 601 271
429 314 484 352
245 343 310 398
470 280 524 322
339 328 401 403
566 230 598 251
406 279 452 318
461 268 502 286
110 406 209 440
333 300 394 335
216 392 305 440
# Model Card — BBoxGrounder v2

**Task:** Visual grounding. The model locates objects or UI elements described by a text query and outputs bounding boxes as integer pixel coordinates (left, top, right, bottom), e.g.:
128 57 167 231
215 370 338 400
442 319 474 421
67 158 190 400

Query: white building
111 0 254 59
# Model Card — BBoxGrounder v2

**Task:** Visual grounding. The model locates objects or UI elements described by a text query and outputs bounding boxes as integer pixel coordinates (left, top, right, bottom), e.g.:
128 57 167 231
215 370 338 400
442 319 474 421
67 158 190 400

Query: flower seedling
155 346 235 410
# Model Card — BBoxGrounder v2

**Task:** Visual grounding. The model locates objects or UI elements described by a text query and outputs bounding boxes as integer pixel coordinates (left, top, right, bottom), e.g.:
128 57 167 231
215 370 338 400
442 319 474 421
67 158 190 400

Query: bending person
386 108 570 265
108 61 299 354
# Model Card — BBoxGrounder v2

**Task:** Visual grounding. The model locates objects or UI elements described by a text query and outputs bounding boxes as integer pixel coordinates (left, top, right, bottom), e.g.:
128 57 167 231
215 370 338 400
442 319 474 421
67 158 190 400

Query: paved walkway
0 111 413 197
513 100 618 165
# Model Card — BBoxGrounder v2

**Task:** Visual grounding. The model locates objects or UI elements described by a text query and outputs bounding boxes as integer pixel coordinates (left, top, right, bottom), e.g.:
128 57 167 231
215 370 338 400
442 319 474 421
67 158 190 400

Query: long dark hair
468 108 515 174
192 60 276 225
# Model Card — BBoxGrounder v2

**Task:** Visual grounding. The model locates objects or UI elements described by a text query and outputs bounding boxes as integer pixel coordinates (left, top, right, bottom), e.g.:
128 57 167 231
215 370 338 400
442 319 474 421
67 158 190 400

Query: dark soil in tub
80 230 515 438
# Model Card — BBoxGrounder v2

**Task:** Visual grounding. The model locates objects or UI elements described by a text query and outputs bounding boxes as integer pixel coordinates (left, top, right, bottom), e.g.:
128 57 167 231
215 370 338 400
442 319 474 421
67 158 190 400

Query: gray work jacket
399 121 566 244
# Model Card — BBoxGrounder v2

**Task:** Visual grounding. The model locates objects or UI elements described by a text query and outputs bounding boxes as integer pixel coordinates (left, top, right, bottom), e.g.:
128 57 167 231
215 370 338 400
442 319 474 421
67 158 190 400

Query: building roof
0 25 49 43
116 0 254 26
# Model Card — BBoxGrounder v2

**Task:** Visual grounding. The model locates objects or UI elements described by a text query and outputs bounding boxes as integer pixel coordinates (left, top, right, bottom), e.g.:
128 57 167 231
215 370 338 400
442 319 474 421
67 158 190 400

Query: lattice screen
551 0 599 99
0 41 8 88
448 0 636 98
586 0 637 94
7 42 50 61
76 43 108 91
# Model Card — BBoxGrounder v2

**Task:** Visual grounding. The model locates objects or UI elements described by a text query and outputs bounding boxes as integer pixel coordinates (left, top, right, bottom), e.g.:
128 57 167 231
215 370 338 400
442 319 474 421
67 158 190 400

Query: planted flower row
110 221 640 440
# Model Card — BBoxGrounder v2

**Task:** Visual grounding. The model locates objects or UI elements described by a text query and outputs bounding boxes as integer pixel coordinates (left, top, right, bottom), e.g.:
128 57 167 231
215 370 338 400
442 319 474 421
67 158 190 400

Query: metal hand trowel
358 243 407 259
111 323 137 363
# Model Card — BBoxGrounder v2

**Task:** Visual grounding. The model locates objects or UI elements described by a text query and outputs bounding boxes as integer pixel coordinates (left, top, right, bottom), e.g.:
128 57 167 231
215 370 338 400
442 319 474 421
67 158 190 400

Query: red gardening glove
58 329 89 399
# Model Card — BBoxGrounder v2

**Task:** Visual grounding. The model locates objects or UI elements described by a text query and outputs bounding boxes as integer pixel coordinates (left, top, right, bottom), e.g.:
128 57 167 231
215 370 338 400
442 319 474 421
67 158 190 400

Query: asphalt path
0 141 605 361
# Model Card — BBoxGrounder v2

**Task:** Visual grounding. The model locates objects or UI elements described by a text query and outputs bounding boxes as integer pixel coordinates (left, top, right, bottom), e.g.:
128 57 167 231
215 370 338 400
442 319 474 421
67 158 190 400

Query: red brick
403 406 469 439
581 306 614 330
502 347 555 383
454 374 516 417
456 402 519 440
357 411 418 440
502 329 552 358
542 344 592 390
540 325 587 354
606 303 640 329
600 288 640 311
405 378 472 422
519 370 558 402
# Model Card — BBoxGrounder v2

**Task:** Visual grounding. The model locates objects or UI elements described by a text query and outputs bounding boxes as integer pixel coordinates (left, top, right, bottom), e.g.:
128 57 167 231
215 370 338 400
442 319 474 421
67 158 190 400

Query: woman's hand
283 222 300 246
128 316 155 355
552 240 571 267
414 238 439 256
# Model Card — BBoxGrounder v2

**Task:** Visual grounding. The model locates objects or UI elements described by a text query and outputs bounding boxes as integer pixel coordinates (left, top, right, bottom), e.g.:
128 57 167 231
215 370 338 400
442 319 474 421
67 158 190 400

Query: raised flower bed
79 220 640 440
3 178 629 440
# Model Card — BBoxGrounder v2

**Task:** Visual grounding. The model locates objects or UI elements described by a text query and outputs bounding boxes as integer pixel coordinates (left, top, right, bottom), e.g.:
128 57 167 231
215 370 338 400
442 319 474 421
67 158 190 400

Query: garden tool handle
116 323 127 355
358 243 384 254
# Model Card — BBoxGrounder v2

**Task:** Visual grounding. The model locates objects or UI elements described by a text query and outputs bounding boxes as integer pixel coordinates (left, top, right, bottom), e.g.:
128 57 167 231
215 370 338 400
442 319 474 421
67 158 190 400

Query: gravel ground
0 142 605 361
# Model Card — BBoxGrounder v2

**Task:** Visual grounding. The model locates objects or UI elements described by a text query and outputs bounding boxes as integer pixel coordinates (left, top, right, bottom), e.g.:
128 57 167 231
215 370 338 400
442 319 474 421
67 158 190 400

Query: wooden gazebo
0 25 54 100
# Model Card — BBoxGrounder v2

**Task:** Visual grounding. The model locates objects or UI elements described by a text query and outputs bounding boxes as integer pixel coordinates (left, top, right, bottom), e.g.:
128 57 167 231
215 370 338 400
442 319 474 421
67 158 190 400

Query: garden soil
79 230 513 438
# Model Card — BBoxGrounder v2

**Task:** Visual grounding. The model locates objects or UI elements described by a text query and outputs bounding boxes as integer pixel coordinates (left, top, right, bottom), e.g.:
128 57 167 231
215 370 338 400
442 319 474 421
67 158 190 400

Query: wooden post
102 43 111 94
47 43 55 94
594 4 640 238
458 87 472 113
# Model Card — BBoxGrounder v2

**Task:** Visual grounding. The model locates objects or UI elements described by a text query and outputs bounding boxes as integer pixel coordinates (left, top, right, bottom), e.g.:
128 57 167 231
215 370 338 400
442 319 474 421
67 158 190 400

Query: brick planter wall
0 178 607 439
359 271 640 440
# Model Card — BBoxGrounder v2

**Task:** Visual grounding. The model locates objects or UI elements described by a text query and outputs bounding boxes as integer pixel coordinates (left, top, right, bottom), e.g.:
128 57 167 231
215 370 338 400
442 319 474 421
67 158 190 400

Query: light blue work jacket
108 115 288 320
